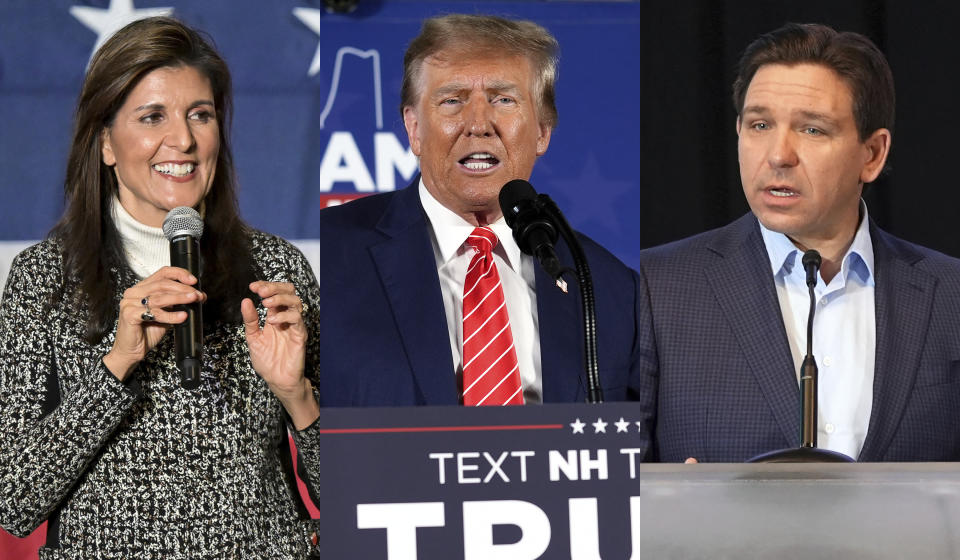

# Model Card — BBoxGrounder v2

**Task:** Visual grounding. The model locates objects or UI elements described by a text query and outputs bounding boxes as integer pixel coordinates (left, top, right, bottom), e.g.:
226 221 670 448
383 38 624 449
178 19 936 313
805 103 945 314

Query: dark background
638 0 960 257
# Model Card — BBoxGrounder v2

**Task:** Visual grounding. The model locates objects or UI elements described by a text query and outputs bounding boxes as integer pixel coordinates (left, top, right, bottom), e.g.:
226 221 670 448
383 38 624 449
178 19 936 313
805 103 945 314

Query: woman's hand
103 267 205 381
242 281 318 430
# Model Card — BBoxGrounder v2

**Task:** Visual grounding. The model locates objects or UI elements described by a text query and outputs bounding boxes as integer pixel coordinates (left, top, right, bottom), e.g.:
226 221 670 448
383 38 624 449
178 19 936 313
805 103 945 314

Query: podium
637 462 960 559
305 403 960 559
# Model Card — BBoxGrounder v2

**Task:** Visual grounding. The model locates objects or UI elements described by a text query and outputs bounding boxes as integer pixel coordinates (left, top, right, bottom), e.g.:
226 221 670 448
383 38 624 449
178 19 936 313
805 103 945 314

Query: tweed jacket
0 232 324 559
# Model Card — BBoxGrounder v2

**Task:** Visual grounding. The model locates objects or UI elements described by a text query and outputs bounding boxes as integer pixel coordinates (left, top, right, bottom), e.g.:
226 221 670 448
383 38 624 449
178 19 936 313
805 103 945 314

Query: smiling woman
101 65 220 228
0 16 326 558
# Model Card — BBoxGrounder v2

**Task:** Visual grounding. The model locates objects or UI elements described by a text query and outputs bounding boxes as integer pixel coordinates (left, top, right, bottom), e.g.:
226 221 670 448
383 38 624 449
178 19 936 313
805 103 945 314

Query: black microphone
800 249 821 448
498 179 567 292
803 249 821 290
162 207 204 390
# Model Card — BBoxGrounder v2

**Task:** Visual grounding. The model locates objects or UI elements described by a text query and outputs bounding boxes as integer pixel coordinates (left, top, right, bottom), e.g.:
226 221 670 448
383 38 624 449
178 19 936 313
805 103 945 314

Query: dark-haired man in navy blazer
634 23 960 463
305 15 645 408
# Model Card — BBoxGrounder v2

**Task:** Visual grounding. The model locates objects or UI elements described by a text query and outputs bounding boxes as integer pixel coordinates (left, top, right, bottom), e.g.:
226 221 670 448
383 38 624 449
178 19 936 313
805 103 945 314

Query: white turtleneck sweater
111 198 170 279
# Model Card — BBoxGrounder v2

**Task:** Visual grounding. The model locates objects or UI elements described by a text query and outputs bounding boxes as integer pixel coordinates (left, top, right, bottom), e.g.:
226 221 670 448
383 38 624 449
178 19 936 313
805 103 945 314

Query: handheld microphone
162 207 204 390
498 179 567 292
800 249 821 447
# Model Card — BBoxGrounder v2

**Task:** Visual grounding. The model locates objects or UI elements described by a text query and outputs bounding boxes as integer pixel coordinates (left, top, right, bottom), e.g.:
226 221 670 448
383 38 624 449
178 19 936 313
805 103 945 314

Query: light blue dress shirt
759 204 876 459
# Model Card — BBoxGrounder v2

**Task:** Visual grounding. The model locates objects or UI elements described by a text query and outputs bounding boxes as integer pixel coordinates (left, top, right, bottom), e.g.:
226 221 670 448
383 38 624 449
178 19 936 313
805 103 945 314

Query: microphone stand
537 194 603 404
748 250 853 463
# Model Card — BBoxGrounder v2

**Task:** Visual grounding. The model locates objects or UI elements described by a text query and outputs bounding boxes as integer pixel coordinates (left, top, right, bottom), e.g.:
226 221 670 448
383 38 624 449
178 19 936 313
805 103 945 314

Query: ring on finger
140 295 154 322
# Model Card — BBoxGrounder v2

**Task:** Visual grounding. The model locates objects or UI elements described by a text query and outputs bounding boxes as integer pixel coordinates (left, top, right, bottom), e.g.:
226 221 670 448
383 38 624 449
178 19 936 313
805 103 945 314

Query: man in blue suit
307 15 644 406
634 23 960 462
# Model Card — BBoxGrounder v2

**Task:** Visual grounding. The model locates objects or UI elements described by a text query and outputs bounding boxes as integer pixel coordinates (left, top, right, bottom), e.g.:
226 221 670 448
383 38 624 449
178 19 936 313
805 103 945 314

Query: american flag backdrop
0 1 642 557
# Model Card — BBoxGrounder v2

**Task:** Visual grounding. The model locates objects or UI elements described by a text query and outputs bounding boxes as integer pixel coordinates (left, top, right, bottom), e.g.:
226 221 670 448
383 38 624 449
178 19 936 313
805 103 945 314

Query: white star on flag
293 7 325 76
614 417 631 433
71 0 173 64
592 418 608 433
570 418 586 434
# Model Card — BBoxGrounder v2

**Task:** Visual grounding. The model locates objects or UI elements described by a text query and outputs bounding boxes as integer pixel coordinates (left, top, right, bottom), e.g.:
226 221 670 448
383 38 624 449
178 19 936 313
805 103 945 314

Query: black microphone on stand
799 249 821 448
162 207 204 390
498 179 603 404
499 179 568 293
747 249 854 462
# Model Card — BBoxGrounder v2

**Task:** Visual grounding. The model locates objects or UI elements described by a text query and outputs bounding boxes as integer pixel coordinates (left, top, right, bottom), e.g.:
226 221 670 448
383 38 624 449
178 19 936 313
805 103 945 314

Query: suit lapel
706 215 800 446
368 183 459 405
859 225 935 460
536 239 582 403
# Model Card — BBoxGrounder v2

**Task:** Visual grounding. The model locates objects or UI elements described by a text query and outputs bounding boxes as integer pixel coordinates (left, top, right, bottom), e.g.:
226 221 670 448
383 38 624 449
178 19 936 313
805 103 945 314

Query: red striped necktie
461 226 524 406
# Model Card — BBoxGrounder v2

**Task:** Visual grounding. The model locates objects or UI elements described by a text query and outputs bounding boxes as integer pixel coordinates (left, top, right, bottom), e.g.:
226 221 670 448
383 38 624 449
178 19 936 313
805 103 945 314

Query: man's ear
536 123 552 156
860 128 892 184
402 106 422 156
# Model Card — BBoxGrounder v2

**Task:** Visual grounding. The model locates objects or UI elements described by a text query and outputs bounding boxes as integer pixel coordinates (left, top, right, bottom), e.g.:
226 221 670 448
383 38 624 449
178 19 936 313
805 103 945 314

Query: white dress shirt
759 203 876 459
419 180 543 404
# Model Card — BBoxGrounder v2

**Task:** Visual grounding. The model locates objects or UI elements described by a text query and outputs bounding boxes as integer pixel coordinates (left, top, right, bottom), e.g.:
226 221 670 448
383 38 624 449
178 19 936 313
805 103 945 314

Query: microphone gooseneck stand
538 195 604 404
748 249 854 463
498 180 603 404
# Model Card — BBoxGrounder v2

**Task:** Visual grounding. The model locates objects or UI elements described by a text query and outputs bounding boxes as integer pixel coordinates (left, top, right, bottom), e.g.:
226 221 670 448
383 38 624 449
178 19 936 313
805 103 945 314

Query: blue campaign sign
306 402 642 559
0 1 642 287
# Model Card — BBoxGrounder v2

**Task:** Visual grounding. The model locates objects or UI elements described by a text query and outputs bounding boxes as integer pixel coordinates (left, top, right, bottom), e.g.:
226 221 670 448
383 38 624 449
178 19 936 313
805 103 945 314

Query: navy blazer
633 213 960 462
308 180 645 406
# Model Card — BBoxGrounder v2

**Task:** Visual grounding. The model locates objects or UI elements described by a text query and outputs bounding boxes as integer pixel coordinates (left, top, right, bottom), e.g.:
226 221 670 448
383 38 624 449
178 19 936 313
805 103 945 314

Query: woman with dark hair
0 17 323 557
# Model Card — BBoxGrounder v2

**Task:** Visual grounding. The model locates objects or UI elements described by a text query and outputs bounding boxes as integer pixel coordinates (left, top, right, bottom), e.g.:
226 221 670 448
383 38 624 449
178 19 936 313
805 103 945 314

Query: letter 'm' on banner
357 502 445 558
463 500 551 560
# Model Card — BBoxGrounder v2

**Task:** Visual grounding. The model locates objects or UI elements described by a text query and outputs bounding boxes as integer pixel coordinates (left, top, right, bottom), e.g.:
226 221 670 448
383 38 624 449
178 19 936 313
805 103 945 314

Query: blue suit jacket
308 181 644 406
633 213 960 462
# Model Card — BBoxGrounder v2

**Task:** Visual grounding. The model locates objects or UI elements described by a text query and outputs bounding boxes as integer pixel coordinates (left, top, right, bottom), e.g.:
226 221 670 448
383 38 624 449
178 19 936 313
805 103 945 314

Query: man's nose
768 130 799 168
464 99 494 137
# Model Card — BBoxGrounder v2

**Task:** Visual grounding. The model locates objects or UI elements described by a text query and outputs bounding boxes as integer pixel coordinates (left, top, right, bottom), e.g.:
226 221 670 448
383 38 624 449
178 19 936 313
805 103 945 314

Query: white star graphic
635 421 643 432
592 418 608 434
570 418 586 434
614 417 630 433
71 0 173 64
293 7 325 76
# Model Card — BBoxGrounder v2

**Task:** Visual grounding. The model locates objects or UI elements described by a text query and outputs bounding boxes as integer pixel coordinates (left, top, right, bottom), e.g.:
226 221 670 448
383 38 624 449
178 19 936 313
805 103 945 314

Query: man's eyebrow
796 110 840 127
741 106 841 127
430 81 521 98
431 83 467 98
741 105 769 116
485 80 519 93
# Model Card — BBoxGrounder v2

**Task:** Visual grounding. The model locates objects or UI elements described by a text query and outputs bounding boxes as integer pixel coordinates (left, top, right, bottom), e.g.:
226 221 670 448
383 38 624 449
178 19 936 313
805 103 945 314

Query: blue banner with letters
307 402 642 559
0 0 643 288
